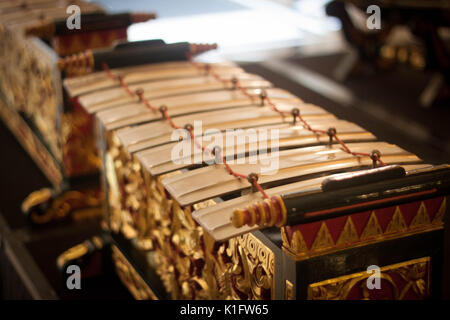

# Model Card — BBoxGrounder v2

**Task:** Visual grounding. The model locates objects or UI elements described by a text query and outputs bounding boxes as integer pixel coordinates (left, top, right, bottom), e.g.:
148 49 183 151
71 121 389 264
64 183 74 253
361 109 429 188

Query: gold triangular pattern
291 230 308 253
385 206 408 234
432 197 446 225
311 222 335 251
409 202 431 229
360 211 383 240
336 217 359 245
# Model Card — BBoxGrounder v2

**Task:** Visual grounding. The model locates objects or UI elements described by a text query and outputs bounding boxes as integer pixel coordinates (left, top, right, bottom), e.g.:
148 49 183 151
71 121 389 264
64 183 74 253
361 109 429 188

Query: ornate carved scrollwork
105 130 276 300
226 234 275 300
105 139 276 299
308 257 431 300
111 245 158 300
22 187 102 224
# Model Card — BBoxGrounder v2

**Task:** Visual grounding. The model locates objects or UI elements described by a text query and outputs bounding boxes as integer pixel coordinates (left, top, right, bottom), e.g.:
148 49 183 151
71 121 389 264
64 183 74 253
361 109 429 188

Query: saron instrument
63 53 450 300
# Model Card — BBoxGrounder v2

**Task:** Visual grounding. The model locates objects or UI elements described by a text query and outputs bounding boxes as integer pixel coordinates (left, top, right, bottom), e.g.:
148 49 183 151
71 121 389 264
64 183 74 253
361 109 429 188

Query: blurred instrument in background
326 0 450 107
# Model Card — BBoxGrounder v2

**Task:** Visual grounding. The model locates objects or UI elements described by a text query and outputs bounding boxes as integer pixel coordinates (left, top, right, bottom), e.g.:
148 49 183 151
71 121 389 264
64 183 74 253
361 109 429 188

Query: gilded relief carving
0 26 62 162
308 257 431 300
112 245 158 300
62 110 100 177
104 133 276 299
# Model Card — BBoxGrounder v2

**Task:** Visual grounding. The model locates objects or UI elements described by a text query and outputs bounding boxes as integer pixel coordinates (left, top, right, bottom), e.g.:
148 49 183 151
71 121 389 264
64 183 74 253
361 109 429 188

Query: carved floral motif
308 257 431 300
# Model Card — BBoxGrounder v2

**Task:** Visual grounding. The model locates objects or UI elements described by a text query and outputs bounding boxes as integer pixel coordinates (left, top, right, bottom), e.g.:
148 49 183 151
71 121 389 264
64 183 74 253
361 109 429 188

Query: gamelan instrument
61 53 450 300
326 0 450 107
0 0 165 224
